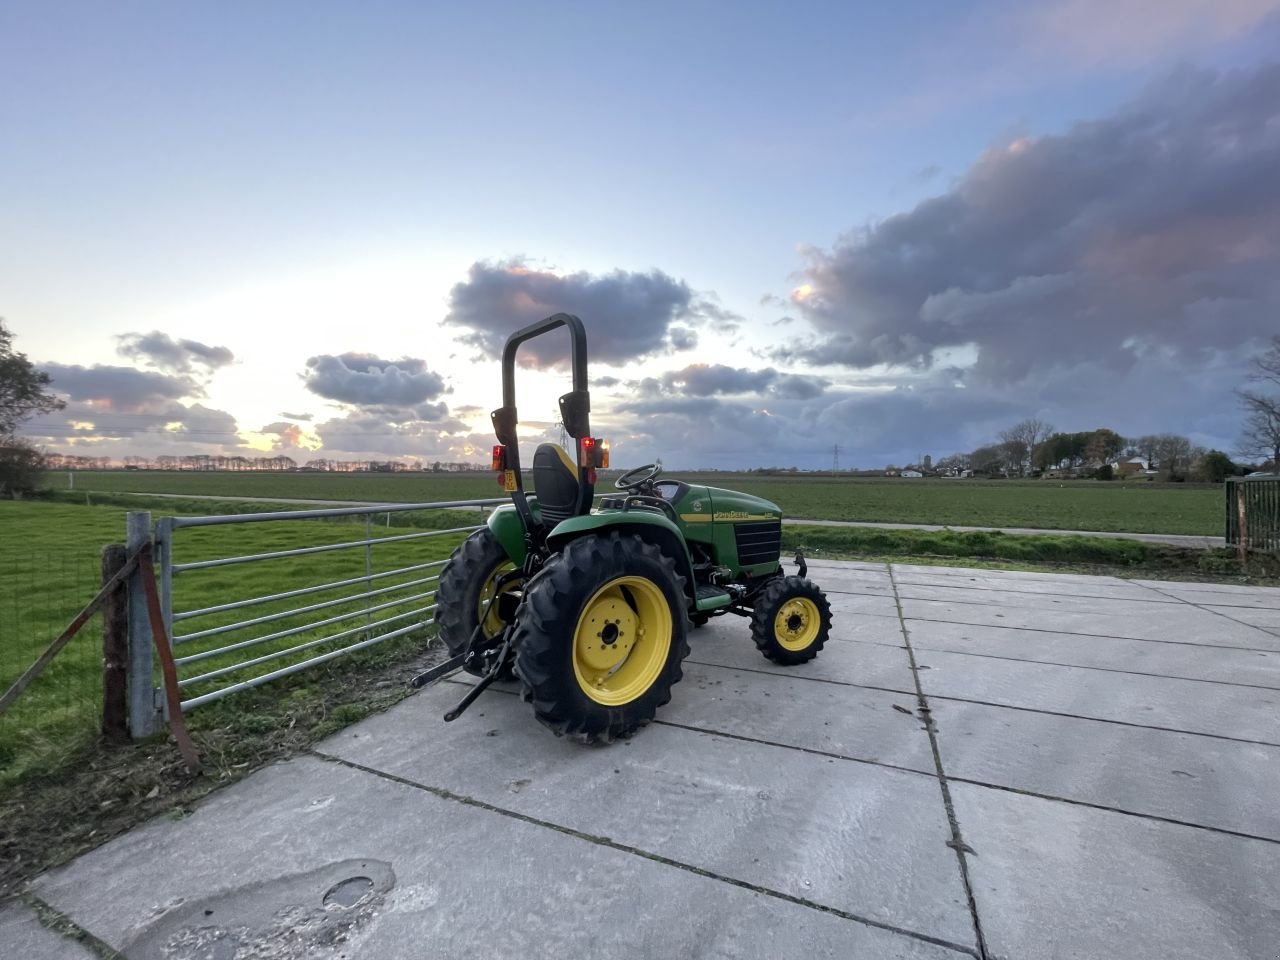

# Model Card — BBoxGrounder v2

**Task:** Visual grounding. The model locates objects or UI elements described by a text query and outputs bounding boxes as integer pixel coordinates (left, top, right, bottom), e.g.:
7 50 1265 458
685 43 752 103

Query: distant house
1111 456 1150 477
901 469 924 478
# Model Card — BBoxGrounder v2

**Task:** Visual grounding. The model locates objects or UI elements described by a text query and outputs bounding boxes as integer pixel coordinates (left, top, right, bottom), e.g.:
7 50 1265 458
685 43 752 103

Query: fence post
1235 485 1250 565
126 512 161 738
101 544 129 741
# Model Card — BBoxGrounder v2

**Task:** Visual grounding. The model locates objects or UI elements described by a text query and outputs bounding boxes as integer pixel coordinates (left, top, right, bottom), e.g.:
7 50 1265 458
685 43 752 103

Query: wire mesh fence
0 550 107 788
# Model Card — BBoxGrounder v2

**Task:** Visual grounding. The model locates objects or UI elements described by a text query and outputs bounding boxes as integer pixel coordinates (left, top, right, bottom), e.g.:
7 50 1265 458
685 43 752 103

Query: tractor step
694 584 733 612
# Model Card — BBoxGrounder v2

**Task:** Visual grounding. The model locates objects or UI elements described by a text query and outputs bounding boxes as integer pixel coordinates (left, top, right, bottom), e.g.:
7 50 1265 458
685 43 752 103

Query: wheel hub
775 597 821 651
572 576 673 706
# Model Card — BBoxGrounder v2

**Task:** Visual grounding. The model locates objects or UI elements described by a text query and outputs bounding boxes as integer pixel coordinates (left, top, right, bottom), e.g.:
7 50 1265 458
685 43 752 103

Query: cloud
651 364 830 400
116 331 234 374
312 409 472 459
258 420 311 451
41 362 197 409
303 353 448 407
1021 0 1280 67
785 64 1280 388
24 400 243 453
280 411 313 421
444 259 716 365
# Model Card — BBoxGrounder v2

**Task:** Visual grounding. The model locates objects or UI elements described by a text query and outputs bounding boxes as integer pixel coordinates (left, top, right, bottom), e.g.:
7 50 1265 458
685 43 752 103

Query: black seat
532 443 591 527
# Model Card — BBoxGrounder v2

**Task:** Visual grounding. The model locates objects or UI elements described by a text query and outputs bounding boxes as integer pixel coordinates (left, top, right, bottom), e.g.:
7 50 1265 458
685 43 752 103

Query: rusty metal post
1237 485 1249 565
101 544 129 741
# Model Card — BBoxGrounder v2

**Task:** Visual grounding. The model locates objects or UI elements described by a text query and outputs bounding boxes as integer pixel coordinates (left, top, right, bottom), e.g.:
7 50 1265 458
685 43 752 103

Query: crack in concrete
903 644 1280 692
1132 580 1280 641
17 891 127 960
887 563 991 960
309 752 981 958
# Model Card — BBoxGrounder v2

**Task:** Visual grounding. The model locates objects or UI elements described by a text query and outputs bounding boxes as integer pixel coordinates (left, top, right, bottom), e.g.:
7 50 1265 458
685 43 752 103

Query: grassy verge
782 524 1280 582
0 632 446 897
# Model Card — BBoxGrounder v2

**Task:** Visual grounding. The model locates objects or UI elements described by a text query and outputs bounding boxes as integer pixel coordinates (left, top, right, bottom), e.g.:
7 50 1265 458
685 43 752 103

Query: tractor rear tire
434 528 519 679
750 576 832 665
513 532 690 741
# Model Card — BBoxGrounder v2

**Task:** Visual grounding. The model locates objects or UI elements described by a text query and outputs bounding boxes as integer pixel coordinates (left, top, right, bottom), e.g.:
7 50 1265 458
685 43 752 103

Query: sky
3 0 1279 470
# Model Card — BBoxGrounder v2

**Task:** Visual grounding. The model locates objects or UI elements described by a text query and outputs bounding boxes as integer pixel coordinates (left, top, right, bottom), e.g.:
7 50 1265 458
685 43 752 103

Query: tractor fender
486 503 528 566
546 512 697 601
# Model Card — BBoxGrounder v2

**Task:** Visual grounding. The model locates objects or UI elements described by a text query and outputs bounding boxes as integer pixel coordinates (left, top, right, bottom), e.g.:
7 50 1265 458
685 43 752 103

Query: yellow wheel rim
572 576 673 706
477 561 517 639
775 597 821 651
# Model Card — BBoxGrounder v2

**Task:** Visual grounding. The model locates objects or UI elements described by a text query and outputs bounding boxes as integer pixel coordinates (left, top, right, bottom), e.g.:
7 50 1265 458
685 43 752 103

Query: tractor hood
674 484 782 522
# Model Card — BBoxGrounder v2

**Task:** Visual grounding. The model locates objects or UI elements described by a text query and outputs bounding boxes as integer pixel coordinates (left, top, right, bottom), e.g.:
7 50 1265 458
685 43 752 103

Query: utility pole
832 444 840 473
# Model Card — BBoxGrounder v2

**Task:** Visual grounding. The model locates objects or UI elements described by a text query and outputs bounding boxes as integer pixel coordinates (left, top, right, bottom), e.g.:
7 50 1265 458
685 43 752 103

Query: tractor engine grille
734 519 782 566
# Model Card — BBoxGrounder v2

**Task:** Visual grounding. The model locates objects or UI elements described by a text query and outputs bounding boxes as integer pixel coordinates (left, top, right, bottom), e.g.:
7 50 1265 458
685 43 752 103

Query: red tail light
491 445 507 471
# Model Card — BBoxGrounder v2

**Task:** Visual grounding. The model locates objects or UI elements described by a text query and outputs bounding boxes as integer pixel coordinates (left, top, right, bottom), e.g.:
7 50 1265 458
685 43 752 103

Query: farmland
0 500 474 787
47 469 1225 535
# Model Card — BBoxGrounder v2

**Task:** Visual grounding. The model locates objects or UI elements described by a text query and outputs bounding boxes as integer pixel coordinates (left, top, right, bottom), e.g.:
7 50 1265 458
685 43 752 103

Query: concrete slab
896 582 1189 615
905 618 1280 689
914 648 1280 742
892 571 1167 603
821 591 901 617
688 623 916 692
34 758 963 960
0 898 96 959
899 596 1280 650
317 685 978 948
824 594 903 628
1204 605 1280 633
930 698 1280 840
892 563 1132 585
668 660 936 772
952 782 1280 960
1133 578 1280 606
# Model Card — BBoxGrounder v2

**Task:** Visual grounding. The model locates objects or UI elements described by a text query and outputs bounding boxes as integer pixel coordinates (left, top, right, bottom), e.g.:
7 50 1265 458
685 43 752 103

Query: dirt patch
0 644 446 898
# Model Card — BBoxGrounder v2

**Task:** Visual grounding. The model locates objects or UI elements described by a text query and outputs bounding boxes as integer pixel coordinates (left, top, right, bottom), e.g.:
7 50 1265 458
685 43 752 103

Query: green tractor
414 313 832 740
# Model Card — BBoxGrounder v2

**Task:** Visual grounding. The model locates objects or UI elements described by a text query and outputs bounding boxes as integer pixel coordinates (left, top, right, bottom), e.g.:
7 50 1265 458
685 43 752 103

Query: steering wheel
615 462 663 490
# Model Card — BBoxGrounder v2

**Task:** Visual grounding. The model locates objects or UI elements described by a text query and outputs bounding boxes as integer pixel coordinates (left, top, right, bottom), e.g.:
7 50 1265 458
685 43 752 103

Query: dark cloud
303 353 448 407
258 421 307 450
654 364 829 399
591 376 621 388
280 411 313 421
116 331 234 374
313 409 471 459
42 362 196 409
785 64 1280 384
25 400 242 451
444 259 712 365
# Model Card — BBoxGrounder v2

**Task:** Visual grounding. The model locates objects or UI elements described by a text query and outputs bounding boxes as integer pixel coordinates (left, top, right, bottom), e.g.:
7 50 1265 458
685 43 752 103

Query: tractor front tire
750 576 832 665
434 528 519 679
514 532 690 741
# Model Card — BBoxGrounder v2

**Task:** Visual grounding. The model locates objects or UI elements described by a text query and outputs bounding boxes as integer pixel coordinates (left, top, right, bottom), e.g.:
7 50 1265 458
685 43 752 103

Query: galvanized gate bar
168 498 505 528
171 525 483 573
172 557 450 622
152 498 505 713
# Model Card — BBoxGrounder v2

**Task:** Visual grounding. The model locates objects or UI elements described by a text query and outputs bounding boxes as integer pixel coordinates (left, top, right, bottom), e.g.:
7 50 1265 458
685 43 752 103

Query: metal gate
1225 476 1280 554
146 498 504 717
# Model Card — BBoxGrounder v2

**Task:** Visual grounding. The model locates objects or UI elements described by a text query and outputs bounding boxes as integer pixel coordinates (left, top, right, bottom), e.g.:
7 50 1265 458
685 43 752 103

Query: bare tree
1239 336 1280 468
999 418 1055 476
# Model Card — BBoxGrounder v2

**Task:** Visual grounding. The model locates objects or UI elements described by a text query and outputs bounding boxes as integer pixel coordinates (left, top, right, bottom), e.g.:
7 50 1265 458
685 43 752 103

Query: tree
1195 450 1235 483
0 319 65 497
1 319 64 436
999 418 1055 476
1239 336 1280 469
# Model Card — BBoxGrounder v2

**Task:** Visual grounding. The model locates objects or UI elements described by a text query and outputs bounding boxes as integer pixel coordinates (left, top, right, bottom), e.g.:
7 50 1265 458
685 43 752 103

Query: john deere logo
691 499 703 511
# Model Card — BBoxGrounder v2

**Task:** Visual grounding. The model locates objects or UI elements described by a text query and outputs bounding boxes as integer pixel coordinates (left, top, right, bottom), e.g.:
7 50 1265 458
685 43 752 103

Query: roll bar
489 313 593 531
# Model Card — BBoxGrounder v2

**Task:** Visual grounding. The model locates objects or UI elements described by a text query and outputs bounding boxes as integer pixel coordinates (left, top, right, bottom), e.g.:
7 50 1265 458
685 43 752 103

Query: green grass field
0 499 475 788
47 469 1225 535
